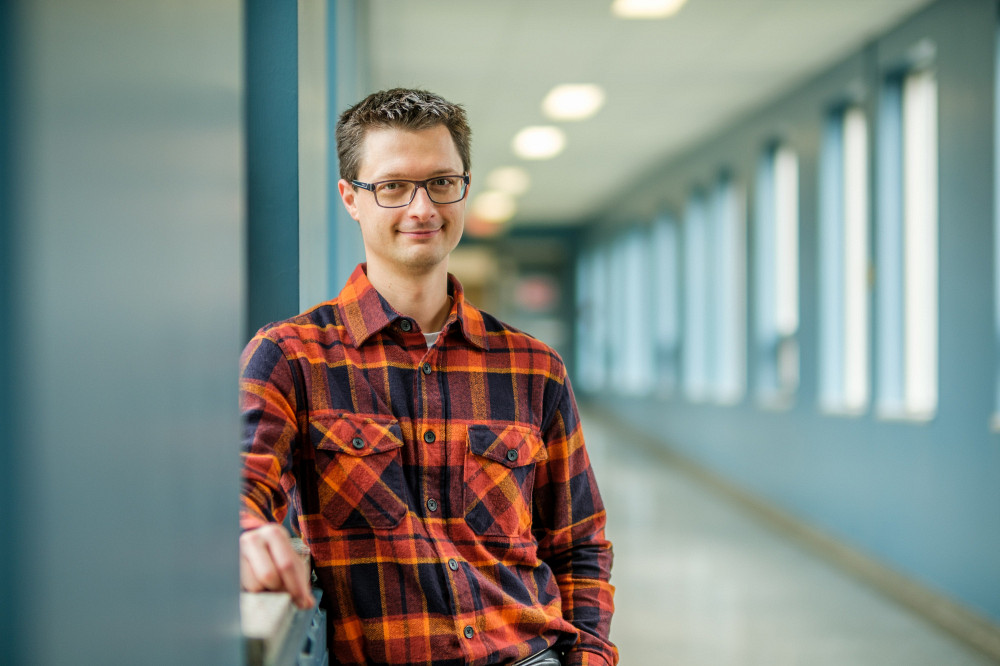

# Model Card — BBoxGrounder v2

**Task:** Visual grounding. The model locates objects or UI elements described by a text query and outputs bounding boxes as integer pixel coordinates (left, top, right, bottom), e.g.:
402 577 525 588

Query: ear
337 179 361 222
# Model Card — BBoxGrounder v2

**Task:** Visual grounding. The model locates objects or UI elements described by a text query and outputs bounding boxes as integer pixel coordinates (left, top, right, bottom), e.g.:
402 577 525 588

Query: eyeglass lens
375 177 466 207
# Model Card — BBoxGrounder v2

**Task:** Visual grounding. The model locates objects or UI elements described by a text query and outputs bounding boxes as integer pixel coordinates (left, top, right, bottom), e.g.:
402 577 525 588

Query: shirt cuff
239 510 269 532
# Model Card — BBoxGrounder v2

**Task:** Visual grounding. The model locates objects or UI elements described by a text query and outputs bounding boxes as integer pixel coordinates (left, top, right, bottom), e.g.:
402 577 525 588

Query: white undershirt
422 296 453 347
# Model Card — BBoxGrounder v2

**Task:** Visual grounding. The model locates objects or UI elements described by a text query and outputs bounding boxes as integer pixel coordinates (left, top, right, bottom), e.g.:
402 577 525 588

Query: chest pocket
464 424 547 538
311 414 408 530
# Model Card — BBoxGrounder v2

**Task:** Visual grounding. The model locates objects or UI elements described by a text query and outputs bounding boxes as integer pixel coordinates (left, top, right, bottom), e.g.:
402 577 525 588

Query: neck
365 261 452 333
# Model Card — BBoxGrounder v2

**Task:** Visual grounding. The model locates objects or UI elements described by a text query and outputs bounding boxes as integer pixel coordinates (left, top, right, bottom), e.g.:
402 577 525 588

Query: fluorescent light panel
513 126 565 160
612 0 688 19
543 84 605 121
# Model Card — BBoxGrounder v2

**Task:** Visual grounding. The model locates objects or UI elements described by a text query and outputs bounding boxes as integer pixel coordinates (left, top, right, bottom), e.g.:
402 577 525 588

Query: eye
428 177 461 194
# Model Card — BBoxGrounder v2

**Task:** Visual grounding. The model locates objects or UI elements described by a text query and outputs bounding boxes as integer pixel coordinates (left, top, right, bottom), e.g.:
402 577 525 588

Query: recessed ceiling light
543 84 606 121
486 167 531 196
513 126 566 160
611 0 688 19
472 191 517 223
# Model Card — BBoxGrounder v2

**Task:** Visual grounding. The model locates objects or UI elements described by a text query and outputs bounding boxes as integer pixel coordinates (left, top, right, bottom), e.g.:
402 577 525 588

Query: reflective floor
579 407 998 666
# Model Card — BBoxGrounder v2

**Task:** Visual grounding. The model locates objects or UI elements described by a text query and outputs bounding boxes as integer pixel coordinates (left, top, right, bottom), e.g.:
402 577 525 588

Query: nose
407 184 437 218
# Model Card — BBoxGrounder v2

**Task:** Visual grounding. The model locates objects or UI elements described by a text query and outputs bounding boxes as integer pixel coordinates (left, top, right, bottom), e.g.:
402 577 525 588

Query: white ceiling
364 0 935 228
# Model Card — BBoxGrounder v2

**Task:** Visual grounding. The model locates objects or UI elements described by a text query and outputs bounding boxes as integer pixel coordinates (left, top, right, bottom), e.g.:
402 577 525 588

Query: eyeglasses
351 174 470 208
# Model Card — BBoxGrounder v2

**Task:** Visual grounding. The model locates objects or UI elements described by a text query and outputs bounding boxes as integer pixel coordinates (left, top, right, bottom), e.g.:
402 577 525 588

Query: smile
398 227 441 237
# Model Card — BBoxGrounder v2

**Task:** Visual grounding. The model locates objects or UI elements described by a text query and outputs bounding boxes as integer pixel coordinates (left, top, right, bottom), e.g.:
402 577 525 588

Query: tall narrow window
903 69 938 417
819 105 870 413
755 142 800 406
711 172 747 404
652 214 681 395
620 227 655 395
575 250 600 393
608 237 629 392
878 63 938 420
683 190 711 401
575 247 609 393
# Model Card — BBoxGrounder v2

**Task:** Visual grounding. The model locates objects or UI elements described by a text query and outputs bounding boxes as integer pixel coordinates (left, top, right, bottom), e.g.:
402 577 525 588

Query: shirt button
399 319 412 332
423 430 436 444
426 498 439 512
463 626 474 639
351 437 365 450
421 362 432 375
448 558 459 571
506 449 518 462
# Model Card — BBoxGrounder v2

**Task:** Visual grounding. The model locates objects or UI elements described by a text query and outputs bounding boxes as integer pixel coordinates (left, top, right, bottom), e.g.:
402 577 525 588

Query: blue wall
583 0 1000 628
246 0 300 337
0 0 19 657
1 1 244 663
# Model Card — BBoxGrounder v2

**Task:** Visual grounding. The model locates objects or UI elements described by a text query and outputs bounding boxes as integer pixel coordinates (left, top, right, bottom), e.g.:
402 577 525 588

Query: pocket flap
311 414 404 457
467 424 547 468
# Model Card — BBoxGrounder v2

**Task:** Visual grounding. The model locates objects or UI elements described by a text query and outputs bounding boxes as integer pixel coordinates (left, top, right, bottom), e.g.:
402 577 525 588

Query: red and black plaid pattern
241 264 617 666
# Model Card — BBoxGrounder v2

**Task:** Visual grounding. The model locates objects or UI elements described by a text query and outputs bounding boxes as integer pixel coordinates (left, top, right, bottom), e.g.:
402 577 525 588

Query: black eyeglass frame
350 174 470 208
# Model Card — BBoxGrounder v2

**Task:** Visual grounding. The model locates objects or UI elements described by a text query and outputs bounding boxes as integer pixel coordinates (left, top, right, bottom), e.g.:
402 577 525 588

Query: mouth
398 227 442 238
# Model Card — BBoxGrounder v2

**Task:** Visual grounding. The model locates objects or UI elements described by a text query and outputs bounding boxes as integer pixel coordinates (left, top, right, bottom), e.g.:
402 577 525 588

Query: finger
240 528 285 592
239 547 264 592
265 537 314 609
239 525 315 608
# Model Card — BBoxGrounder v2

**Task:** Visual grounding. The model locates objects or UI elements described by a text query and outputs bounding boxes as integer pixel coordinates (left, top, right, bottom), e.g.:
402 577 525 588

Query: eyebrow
370 168 463 181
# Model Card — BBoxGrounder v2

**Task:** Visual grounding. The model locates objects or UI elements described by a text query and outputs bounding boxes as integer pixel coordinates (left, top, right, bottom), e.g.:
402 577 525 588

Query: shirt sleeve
533 371 618 666
239 332 300 532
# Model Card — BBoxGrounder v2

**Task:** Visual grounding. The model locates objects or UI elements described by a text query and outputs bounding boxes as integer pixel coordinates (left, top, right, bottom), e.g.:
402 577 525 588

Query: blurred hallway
579 407 998 665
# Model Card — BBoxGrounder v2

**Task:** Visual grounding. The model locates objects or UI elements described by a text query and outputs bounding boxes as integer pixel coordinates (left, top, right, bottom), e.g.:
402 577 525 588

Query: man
239 88 617 666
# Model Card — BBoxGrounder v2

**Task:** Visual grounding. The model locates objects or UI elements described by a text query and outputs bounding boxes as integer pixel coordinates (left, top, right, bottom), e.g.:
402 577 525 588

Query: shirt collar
338 263 488 350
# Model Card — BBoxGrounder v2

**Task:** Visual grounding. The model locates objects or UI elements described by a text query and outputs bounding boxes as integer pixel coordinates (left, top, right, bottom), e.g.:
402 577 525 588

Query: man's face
339 124 467 278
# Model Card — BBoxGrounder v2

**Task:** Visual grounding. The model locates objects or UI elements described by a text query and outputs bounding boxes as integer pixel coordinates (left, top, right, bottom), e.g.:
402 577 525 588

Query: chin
397 250 449 272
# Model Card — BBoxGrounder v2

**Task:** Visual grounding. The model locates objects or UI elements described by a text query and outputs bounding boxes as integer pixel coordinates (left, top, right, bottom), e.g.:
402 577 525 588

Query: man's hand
239 523 315 609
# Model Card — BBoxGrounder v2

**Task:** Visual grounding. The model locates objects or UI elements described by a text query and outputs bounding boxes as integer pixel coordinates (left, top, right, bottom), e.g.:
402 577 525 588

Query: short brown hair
335 88 472 183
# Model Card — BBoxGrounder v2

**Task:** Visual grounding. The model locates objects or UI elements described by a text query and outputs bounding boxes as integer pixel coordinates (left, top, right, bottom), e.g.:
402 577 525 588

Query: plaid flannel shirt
240 264 617 666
